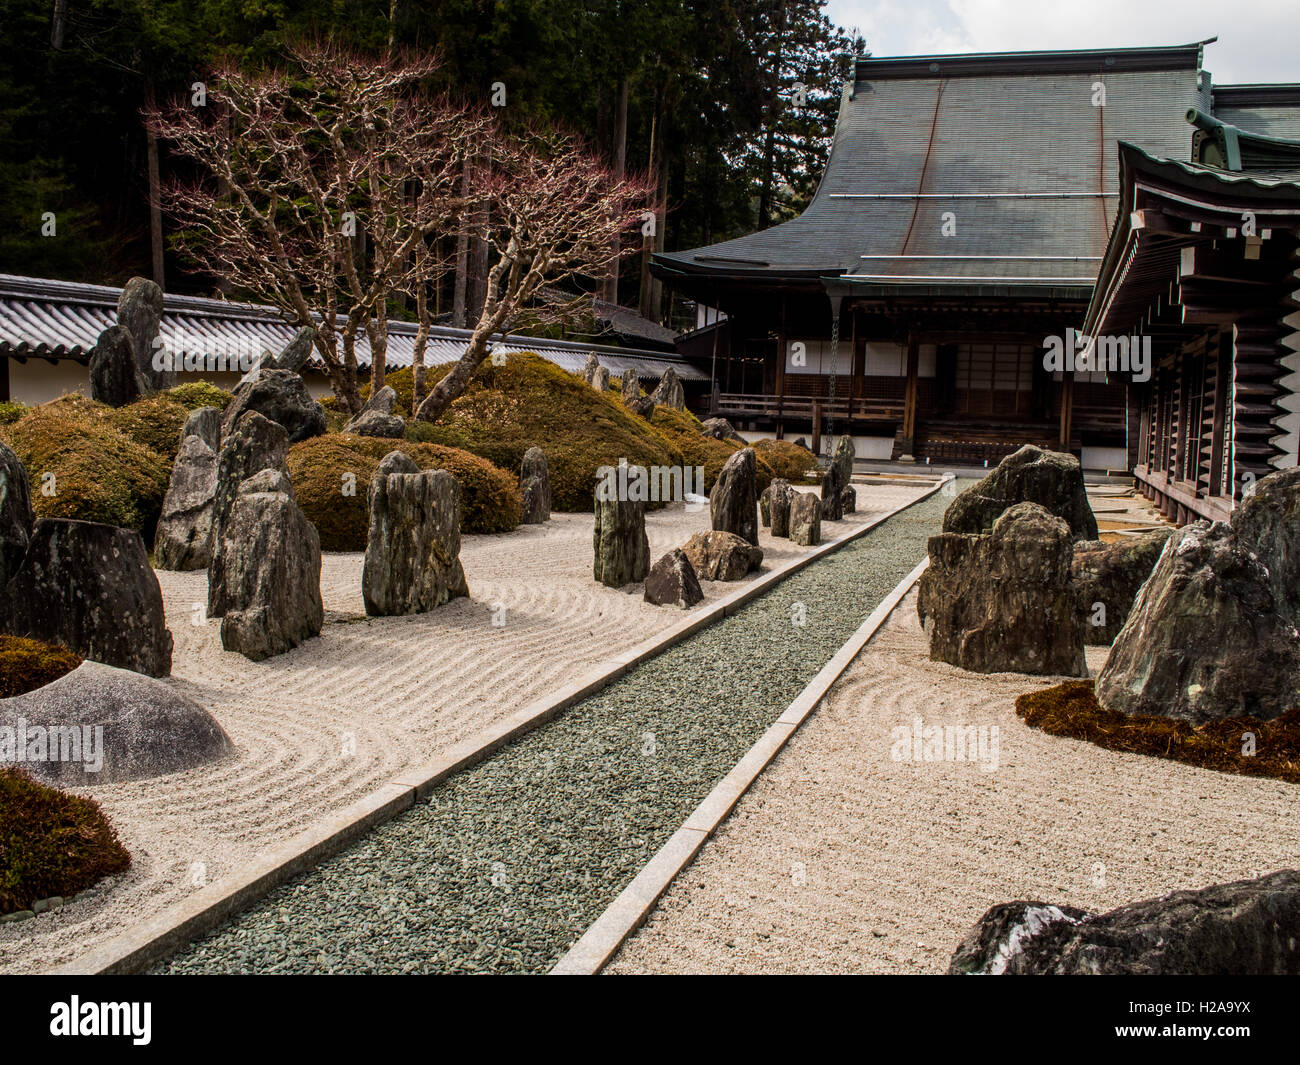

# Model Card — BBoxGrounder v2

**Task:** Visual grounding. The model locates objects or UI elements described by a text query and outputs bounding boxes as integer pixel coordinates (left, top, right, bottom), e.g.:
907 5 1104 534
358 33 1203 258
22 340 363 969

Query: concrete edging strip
549 554 933 976
50 476 949 975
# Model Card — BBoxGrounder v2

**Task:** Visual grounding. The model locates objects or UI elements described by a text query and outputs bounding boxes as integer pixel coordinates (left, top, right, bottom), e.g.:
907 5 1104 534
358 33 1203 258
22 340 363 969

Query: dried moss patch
1017 681 1300 783
0 636 83 699
754 438 820 483
648 407 774 495
288 435 521 551
0 769 131 914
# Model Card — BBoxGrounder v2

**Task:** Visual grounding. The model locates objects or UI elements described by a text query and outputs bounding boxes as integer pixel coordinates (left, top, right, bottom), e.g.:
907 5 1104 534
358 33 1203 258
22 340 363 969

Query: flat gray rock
0 660 231 785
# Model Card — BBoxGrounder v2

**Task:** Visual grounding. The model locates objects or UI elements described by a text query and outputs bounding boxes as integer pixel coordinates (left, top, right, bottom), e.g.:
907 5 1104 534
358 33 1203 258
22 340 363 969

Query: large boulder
840 485 857 514
237 326 317 386
221 367 327 444
1096 520 1300 723
710 447 759 546
820 468 842 522
1231 467 1300 623
832 435 855 496
0 440 34 589
520 447 551 525
580 352 601 386
344 385 405 438
1072 529 1173 645
682 530 763 581
88 326 140 408
216 477 323 660
700 418 745 445
363 451 469 616
116 276 172 393
648 367 685 411
918 502 1087 677
154 433 220 571
943 444 1098 542
760 478 792 538
948 870 1300 975
0 660 233 785
788 490 822 547
643 548 704 608
593 487 650 588
0 519 172 677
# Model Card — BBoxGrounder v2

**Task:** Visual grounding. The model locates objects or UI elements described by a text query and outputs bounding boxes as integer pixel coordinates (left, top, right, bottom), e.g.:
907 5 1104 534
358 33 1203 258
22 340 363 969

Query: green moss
405 354 685 512
0 635 83 698
0 395 171 538
648 406 775 494
0 769 131 915
0 401 26 426
754 438 820 483
288 434 521 551
165 381 234 412
1017 681 1300 784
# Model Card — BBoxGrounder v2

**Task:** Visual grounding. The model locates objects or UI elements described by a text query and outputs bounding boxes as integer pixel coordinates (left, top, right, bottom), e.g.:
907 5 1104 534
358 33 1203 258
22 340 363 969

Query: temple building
658 42 1299 473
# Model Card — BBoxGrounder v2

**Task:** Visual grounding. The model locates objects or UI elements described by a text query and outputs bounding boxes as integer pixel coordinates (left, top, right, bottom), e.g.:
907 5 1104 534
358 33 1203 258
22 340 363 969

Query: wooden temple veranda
658 43 1300 474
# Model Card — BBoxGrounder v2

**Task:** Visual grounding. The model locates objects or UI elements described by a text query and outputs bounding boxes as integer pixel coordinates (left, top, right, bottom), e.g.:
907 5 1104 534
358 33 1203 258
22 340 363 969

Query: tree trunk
757 0 788 231
145 83 165 289
413 284 429 413
50 0 67 48
451 157 471 328
638 104 659 319
413 319 496 423
467 153 490 322
603 75 629 304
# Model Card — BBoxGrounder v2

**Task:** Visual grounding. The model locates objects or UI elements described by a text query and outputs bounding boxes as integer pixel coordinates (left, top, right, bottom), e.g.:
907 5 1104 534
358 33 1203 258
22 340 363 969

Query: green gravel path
157 487 953 974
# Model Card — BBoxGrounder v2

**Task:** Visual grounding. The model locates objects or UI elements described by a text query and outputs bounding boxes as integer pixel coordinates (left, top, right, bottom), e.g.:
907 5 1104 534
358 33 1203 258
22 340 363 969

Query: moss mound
1017 680 1300 784
0 401 26 427
405 353 684 511
648 407 775 494
0 395 171 537
107 383 234 464
754 438 820 483
0 636 83 698
288 434 521 550
361 366 421 415
0 769 131 914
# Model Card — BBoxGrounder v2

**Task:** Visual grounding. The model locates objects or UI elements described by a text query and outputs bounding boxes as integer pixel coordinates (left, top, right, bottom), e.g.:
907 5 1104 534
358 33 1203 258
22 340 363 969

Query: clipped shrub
165 380 234 412
754 438 820 483
406 354 685 511
0 768 131 914
1017 680 1300 784
107 383 235 464
0 395 170 537
288 434 521 550
648 406 775 495
0 401 26 426
0 635 83 698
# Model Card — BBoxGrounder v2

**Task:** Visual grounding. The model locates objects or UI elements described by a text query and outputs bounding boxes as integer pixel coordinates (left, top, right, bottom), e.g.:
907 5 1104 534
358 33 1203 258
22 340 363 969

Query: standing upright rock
581 352 601 386
832 435 855 496
593 474 650 588
237 326 317 386
344 385 406 438
216 475 323 661
1231 467 1300 623
820 467 843 522
208 412 290 618
943 444 1097 542
519 447 552 524
0 519 172 676
180 405 223 451
917 502 1087 676
0 440 34 589
649 367 685 411
788 491 822 547
363 451 468 616
621 372 642 406
88 326 140 407
154 433 220 571
116 276 173 393
761 478 793 538
710 447 759 546
1096 519 1300 723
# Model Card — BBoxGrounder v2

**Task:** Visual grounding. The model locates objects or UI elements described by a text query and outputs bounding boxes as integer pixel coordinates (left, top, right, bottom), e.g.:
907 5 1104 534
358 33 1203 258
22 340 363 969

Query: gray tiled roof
1213 84 1300 140
657 45 1213 286
0 274 705 382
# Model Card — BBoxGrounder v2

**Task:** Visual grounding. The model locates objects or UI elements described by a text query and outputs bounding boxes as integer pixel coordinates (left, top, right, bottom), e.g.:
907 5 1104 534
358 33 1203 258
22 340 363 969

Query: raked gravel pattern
155 486 955 974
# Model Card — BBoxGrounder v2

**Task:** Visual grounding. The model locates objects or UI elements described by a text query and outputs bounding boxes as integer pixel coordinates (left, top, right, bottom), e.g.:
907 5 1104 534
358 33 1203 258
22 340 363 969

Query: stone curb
549 554 933 976
49 477 948 975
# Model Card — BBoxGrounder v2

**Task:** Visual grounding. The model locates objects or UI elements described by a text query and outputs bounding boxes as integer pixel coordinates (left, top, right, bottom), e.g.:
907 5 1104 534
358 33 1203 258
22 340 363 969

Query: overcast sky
824 0 1300 84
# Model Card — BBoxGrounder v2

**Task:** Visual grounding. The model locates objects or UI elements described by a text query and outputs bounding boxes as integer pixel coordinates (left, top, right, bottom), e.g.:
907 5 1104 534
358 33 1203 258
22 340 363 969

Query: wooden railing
713 392 904 422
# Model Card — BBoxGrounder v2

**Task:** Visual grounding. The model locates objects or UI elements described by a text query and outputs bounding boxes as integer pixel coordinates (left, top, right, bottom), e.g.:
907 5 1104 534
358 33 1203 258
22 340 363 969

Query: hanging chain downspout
825 293 842 458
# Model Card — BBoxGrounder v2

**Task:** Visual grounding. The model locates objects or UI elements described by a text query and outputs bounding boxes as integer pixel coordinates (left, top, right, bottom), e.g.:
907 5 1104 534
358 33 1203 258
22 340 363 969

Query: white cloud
825 0 1300 83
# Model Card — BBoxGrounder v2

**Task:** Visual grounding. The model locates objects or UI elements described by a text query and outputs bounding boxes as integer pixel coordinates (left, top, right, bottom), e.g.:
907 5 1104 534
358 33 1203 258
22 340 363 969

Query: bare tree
414 130 652 423
147 42 480 413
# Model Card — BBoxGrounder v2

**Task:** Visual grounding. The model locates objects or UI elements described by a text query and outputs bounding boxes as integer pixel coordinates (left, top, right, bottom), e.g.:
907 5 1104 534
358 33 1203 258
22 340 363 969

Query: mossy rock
288 434 521 551
405 354 685 512
0 635 83 699
0 395 170 538
754 438 820 483
648 407 775 495
0 768 131 914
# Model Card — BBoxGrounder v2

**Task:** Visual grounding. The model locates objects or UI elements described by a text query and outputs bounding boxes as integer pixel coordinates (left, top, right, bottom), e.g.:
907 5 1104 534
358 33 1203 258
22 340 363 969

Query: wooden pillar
0 354 9 402
811 400 822 456
1058 372 1075 452
776 296 787 438
900 334 920 458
